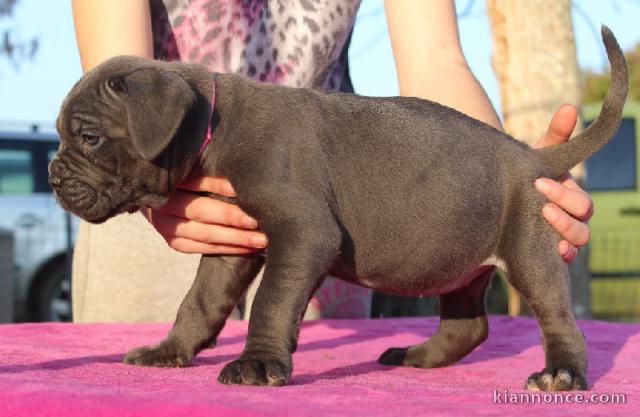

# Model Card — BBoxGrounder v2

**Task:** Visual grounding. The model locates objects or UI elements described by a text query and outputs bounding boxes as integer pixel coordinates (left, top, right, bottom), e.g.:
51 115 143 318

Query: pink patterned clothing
150 0 359 90
149 0 371 318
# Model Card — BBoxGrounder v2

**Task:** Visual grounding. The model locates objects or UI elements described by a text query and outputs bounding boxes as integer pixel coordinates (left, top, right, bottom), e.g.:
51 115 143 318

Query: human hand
142 176 267 255
533 104 594 262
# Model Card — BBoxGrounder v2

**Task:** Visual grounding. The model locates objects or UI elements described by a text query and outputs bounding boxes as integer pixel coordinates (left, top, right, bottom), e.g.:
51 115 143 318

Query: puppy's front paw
378 347 408 366
218 356 291 386
124 339 192 368
526 368 587 391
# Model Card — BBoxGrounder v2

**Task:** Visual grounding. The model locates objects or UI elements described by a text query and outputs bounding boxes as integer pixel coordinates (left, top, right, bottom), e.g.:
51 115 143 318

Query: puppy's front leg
124 253 263 367
218 213 341 386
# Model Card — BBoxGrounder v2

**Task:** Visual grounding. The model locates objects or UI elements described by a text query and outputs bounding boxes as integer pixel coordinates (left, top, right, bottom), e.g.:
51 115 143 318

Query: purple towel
0 317 637 416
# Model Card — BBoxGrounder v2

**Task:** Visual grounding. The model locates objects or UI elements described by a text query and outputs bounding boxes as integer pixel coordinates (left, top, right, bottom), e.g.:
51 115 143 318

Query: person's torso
150 0 361 92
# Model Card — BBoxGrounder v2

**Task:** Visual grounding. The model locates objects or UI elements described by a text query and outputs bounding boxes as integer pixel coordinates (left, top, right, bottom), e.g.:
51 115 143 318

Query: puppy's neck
161 62 217 185
194 72 259 177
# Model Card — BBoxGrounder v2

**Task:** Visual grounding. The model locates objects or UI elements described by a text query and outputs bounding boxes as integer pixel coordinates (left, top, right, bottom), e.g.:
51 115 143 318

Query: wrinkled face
49 56 200 223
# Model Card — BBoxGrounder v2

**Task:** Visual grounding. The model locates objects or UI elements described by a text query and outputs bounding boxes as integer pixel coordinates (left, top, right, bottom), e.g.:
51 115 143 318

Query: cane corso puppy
50 26 628 390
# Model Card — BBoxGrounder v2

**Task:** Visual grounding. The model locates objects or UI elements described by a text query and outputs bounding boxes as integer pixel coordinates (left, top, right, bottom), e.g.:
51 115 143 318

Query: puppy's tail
535 25 629 180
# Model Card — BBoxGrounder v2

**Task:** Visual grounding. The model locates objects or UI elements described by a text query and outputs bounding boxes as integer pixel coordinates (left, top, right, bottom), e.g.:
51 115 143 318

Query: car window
585 118 637 191
0 149 33 194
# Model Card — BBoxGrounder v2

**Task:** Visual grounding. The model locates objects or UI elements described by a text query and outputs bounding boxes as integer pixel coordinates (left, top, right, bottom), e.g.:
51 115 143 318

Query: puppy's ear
123 69 196 160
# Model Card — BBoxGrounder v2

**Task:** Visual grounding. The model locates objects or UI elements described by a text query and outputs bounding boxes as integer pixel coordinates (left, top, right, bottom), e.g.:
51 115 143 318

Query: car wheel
32 261 72 322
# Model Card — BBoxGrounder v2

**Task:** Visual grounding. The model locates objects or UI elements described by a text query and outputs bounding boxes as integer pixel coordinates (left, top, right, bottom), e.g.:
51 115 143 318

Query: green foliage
582 42 640 103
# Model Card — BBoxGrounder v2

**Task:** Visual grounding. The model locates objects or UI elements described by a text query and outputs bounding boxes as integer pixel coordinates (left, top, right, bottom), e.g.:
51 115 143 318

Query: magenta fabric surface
0 317 636 417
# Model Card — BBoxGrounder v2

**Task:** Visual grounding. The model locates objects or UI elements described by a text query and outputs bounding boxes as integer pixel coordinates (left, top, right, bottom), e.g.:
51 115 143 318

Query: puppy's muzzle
49 158 110 223
49 157 142 223
48 157 63 190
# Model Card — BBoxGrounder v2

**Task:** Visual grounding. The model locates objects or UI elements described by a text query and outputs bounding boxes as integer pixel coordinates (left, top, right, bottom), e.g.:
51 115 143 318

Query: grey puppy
50 26 627 391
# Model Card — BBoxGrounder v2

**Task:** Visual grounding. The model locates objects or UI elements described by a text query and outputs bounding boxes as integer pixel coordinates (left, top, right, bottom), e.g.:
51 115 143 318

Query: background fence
590 227 640 321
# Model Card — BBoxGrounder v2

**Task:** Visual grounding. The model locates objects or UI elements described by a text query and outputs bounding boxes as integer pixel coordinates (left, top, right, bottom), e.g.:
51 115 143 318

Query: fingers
142 185 265 255
150 213 267 254
163 238 258 255
533 104 578 149
541 202 591 248
558 240 578 263
162 216 267 248
159 190 259 229
535 178 594 221
536 176 593 260
179 176 237 197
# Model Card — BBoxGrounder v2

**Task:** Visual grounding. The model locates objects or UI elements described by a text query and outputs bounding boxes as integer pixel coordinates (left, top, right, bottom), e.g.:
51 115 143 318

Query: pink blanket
0 317 636 416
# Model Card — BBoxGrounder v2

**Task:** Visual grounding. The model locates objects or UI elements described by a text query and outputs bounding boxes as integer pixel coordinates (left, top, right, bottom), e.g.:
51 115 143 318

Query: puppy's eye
81 133 102 147
107 77 126 93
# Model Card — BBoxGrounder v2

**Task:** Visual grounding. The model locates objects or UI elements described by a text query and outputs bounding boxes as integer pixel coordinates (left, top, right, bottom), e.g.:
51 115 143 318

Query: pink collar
198 79 216 156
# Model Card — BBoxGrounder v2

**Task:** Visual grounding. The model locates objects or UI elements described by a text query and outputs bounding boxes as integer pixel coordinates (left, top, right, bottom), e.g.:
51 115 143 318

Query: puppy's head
49 56 208 223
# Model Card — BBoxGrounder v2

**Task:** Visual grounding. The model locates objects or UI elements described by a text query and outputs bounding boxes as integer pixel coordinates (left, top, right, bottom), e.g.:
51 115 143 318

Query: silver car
0 129 77 322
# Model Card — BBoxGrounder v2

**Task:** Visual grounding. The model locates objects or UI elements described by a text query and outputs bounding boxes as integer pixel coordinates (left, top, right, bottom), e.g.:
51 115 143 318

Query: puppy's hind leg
503 215 587 391
124 253 264 367
379 267 493 368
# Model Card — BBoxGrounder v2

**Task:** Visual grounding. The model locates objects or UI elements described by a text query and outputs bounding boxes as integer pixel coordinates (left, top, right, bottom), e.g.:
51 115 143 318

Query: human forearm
401 61 503 130
384 0 502 129
72 0 153 72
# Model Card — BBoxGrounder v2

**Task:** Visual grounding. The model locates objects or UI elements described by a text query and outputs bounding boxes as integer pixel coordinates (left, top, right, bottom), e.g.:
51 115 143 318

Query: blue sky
0 0 639 131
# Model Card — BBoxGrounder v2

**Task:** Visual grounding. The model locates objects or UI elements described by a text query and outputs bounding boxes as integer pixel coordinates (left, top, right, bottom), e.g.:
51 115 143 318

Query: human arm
72 0 154 71
384 0 592 261
384 0 502 129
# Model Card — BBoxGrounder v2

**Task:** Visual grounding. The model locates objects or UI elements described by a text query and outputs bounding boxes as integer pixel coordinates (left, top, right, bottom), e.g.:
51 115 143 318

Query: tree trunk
486 0 590 318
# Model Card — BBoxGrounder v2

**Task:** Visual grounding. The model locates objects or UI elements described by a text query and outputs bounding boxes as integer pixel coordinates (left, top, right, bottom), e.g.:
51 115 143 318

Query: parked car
584 102 640 321
0 128 77 322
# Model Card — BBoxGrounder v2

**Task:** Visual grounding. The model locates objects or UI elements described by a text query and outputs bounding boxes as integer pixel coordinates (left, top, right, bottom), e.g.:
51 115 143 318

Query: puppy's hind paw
526 368 587 391
124 340 192 368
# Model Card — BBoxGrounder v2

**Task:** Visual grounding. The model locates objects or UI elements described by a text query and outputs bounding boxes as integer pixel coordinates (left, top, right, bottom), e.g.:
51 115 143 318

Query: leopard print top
150 0 361 92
